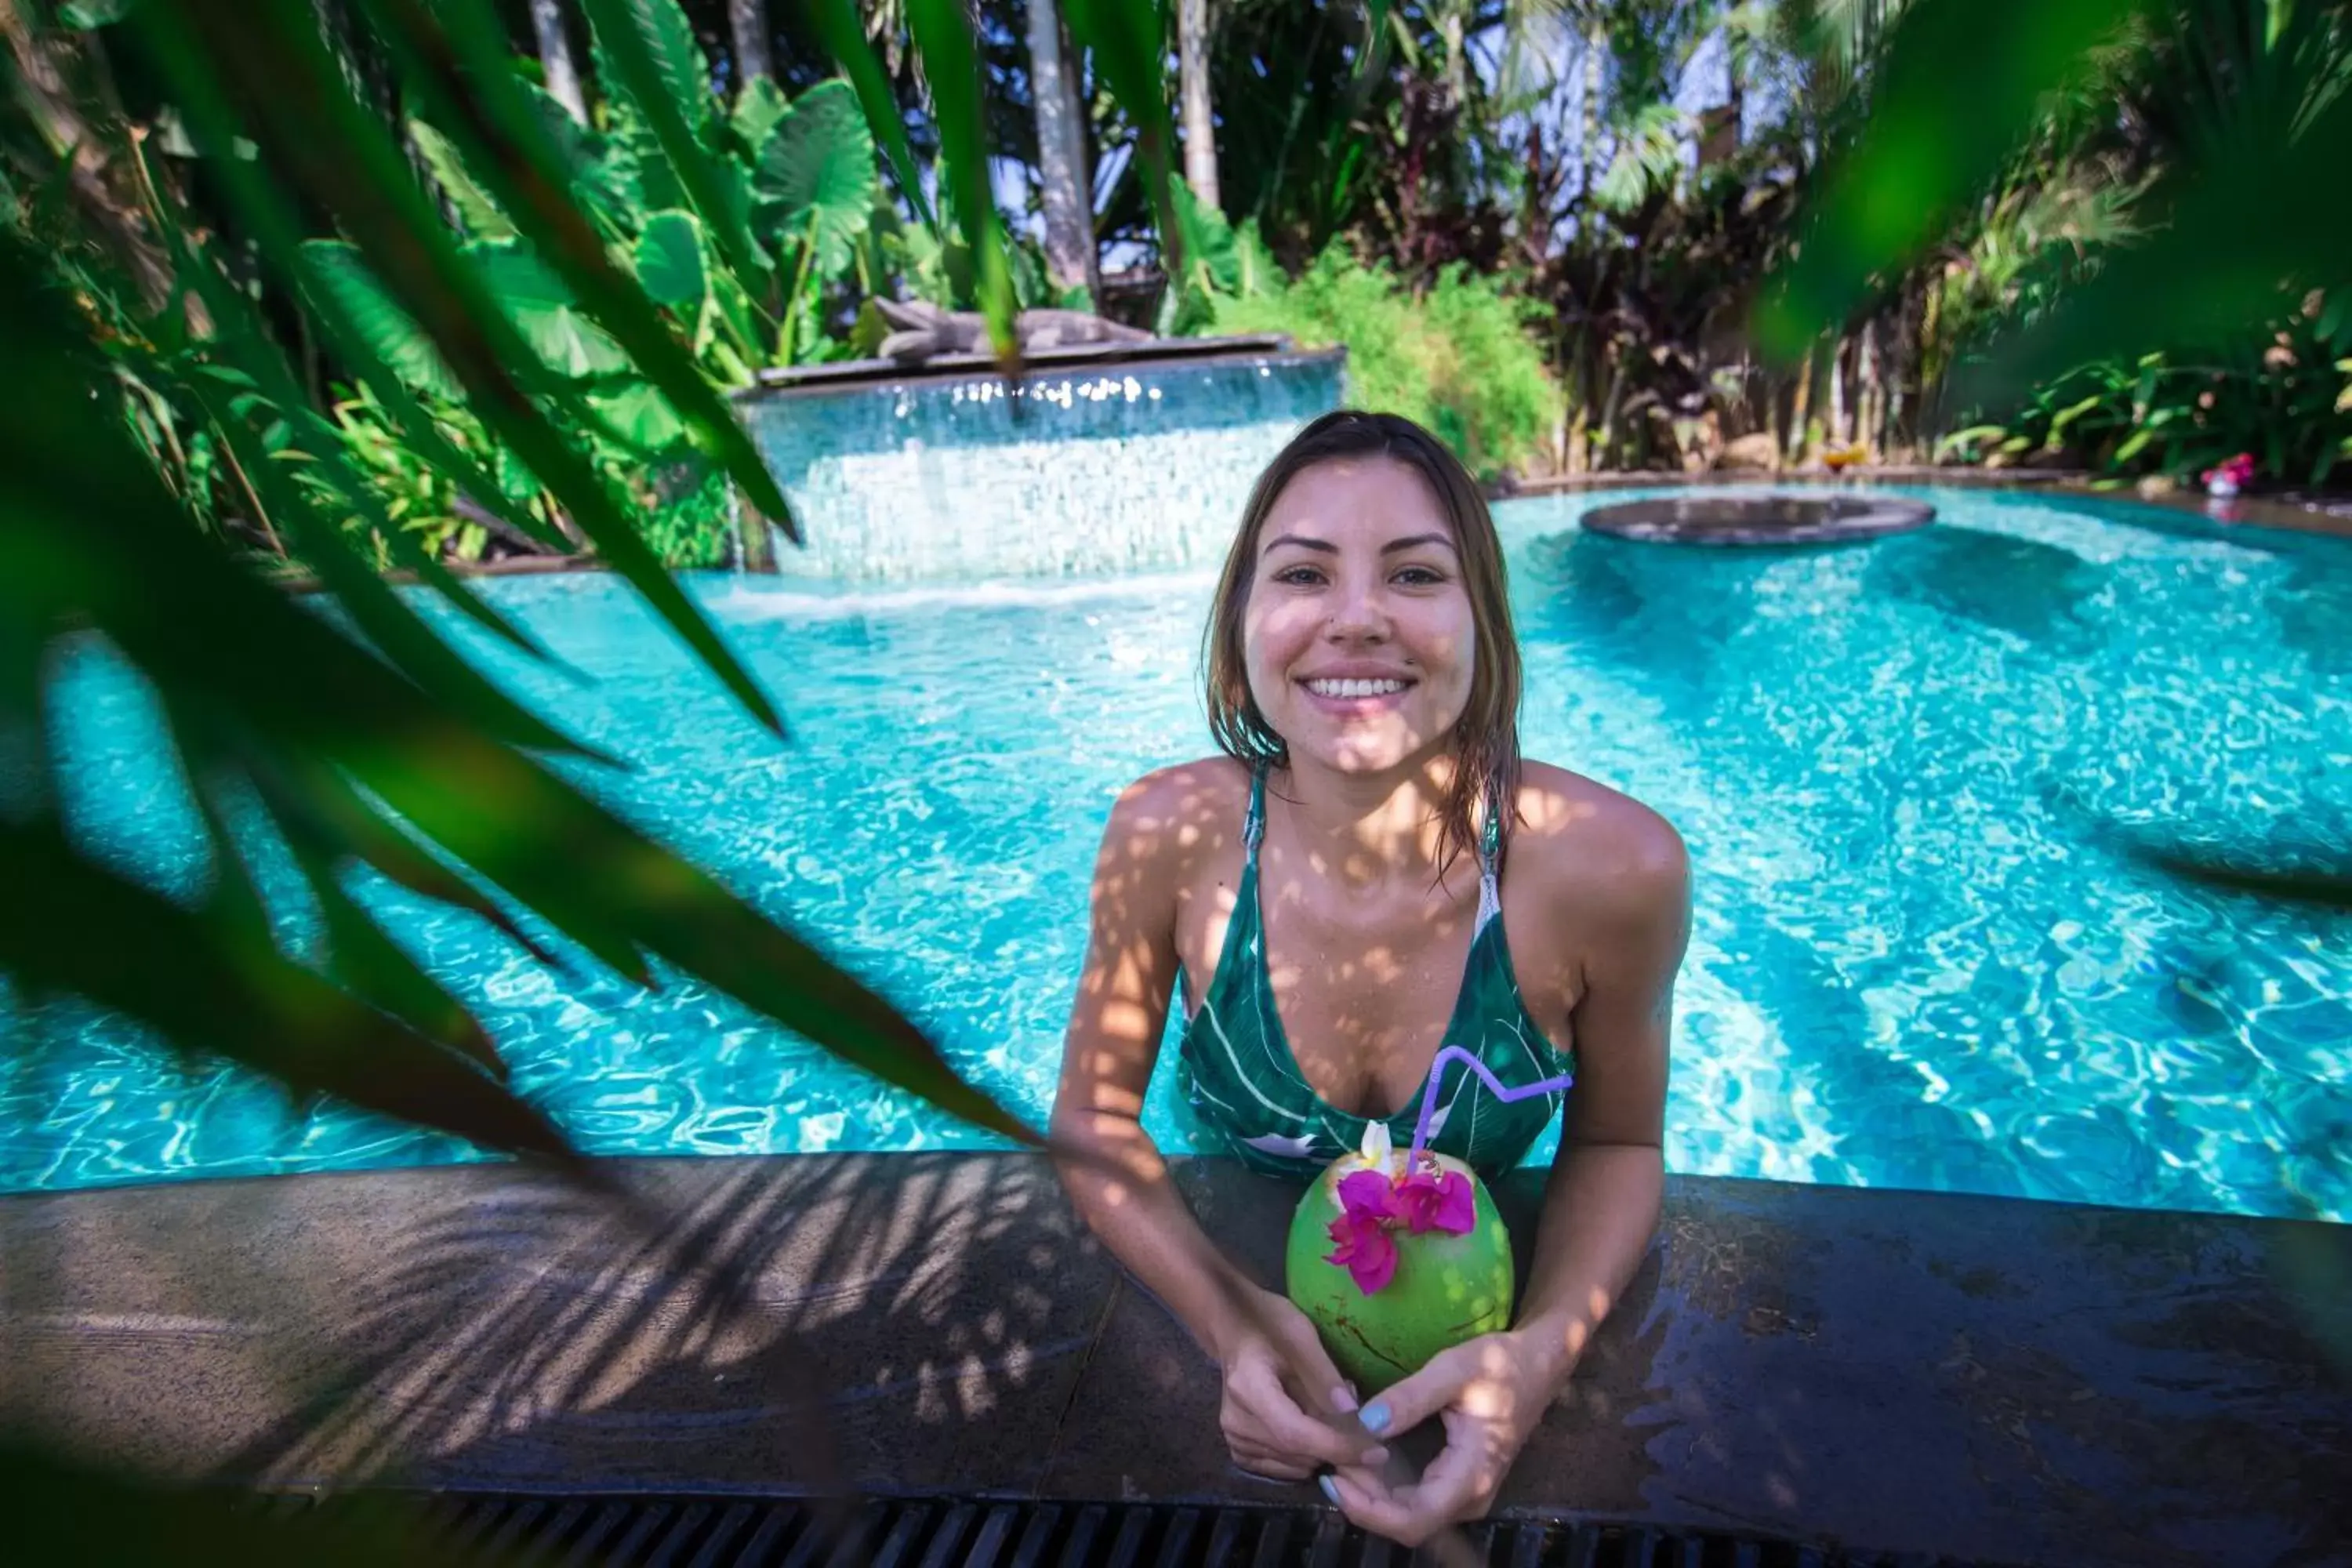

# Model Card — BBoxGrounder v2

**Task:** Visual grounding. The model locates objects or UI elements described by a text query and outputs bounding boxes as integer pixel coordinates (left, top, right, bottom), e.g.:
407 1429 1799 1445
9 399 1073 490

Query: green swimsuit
1174 764 1575 1183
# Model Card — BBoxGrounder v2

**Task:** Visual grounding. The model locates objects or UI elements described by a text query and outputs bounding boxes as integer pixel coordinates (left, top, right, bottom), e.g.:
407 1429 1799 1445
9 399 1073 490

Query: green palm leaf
806 0 937 230
902 0 1017 361
410 119 516 241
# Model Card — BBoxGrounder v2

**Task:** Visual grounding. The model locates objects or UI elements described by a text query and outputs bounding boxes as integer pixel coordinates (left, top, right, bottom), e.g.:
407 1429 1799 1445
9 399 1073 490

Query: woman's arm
1328 807 1690 1544
1050 769 1387 1479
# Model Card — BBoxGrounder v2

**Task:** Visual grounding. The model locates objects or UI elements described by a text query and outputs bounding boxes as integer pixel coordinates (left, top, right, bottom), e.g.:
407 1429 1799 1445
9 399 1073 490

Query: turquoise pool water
9 487 2350 1218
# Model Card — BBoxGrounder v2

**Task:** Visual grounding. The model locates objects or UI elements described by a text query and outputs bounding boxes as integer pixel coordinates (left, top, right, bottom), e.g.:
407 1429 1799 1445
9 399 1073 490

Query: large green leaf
409 119 515 241
634 209 709 308
299 239 461 400
755 80 878 277
589 381 688 451
468 240 631 378
731 72 792 154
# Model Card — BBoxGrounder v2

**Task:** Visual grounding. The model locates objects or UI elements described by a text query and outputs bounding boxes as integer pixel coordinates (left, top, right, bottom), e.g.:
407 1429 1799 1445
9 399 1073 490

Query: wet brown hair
1201 409 1523 878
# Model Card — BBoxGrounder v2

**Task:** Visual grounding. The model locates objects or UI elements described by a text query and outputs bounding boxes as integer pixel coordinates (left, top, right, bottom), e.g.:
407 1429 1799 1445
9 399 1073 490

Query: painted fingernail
1317 1473 1341 1506
1330 1384 1359 1413
1359 1401 1392 1434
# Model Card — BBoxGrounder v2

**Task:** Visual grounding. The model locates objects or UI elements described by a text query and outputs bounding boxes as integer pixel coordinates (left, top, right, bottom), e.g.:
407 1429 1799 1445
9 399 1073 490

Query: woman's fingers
1226 1355 1390 1469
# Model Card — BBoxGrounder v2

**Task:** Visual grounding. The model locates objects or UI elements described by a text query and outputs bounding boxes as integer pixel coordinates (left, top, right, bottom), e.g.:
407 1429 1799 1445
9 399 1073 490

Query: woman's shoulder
1509 760 1689 922
1098 756 1254 873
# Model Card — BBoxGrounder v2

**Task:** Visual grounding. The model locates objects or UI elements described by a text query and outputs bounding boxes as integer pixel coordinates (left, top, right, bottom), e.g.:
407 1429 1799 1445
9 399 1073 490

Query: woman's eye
1274 565 1324 586
1394 565 1446 586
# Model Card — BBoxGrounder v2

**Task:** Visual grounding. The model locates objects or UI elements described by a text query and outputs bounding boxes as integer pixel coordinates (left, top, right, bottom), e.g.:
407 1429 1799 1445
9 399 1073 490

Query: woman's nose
1324 575 1391 639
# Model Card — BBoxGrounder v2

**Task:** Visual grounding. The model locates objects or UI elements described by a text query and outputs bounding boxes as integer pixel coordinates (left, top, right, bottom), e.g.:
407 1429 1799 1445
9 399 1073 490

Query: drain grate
243 1492 1995 1568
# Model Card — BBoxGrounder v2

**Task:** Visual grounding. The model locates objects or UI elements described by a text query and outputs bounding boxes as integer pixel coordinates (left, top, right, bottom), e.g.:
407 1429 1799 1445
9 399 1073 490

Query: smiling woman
1049 411 1692 1548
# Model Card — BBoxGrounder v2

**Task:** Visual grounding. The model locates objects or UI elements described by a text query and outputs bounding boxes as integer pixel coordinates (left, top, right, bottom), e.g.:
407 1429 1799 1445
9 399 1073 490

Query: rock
872 298 1152 364
1715 431 1782 472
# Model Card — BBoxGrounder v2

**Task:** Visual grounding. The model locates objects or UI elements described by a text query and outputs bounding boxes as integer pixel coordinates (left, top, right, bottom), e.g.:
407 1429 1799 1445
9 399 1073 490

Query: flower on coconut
1323 1123 1477 1294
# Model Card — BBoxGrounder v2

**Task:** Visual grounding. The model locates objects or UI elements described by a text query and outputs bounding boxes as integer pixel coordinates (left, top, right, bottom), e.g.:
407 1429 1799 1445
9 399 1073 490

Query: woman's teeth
1305 678 1407 699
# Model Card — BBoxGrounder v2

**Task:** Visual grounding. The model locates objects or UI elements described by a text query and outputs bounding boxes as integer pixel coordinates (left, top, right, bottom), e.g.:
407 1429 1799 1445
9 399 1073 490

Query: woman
1051 410 1688 1548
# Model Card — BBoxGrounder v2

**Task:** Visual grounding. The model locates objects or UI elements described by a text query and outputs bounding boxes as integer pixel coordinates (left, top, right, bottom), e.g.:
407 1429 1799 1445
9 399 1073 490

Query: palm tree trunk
1828 335 1849 446
729 0 771 87
1439 4 1467 107
528 0 585 123
1581 16 1604 199
1178 0 1220 208
1027 0 1098 300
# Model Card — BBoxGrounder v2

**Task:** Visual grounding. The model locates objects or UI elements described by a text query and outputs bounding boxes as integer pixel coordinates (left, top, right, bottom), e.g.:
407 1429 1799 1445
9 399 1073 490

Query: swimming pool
9 487 2350 1219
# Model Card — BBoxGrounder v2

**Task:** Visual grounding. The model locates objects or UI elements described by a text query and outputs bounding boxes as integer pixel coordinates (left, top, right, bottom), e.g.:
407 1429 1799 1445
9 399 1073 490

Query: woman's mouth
1299 676 1415 713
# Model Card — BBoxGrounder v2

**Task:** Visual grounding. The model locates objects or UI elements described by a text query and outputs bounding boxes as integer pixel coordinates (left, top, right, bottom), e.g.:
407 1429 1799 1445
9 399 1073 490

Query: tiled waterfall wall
735 349 1345 583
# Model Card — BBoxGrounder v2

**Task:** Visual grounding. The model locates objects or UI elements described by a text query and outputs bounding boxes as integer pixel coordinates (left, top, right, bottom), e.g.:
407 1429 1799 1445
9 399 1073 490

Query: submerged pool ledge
2 1157 2346 1565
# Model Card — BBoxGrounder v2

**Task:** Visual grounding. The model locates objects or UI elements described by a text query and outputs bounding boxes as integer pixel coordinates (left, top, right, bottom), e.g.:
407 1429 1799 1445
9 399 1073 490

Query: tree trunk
1178 0 1219 209
728 0 771 88
1439 6 1467 107
1027 0 1098 300
1858 317 1882 457
1788 345 1814 463
1828 334 1848 446
1580 14 1604 200
528 0 585 123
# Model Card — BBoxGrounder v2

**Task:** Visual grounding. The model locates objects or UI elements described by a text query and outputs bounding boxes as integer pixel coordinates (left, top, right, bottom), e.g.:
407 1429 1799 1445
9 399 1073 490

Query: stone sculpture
873 297 1151 364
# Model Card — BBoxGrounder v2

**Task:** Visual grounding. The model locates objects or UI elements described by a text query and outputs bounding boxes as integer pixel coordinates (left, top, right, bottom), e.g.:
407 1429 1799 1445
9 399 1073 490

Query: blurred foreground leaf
0 1443 451 1568
1757 0 2149 360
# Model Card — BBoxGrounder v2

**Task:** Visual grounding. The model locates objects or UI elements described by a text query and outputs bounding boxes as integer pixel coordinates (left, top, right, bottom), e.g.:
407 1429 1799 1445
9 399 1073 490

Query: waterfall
734 349 1344 586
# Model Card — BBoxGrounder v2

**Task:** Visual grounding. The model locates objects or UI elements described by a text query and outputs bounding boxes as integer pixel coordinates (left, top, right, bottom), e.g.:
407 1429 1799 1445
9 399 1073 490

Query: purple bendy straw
1406 1046 1578 1167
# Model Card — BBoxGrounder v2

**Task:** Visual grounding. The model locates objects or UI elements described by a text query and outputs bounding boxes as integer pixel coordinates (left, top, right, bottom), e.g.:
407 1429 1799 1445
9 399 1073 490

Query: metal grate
244 1492 1999 1568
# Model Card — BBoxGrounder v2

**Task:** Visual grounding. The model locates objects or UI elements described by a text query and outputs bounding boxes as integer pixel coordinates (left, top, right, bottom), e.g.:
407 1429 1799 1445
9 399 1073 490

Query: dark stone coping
4 1156 2347 1565
733 339 1341 398
1581 494 1937 546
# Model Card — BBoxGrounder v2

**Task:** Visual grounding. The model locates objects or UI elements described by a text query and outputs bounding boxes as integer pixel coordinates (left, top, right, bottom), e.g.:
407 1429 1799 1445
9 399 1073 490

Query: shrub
1210 241 1563 482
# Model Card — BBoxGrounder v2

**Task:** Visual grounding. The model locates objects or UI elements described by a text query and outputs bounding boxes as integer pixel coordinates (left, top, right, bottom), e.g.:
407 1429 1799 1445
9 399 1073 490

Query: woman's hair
1201 408 1523 877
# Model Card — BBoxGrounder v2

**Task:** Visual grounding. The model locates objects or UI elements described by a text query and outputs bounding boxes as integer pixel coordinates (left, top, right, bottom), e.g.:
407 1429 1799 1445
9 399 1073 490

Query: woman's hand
1213 1285 1392 1483
1321 1328 1565 1547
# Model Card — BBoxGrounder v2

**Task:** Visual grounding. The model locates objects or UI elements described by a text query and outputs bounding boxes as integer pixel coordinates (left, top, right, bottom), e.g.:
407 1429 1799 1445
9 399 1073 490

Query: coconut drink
1285 1121 1514 1386
1283 1047 1575 1387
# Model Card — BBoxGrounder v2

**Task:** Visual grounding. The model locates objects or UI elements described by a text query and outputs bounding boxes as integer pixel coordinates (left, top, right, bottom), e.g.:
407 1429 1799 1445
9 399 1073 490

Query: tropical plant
1210 238 1564 481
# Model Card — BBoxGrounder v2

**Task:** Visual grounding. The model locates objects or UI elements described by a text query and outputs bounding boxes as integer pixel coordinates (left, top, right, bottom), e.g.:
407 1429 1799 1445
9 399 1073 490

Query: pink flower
1392 1164 1476 1236
1326 1169 1402 1294
2203 452 2256 486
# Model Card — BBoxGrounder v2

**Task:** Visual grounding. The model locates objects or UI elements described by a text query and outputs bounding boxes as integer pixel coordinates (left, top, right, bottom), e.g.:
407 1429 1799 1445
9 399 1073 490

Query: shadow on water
1520 532 1776 700
1860 527 2105 652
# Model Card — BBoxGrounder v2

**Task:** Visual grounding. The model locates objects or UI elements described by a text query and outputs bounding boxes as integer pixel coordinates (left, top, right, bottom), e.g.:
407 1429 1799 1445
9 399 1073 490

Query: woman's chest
1178 860 1579 1113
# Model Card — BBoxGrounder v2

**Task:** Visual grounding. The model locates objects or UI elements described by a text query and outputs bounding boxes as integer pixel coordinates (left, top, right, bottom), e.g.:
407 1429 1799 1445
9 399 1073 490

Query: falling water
724 485 745 576
734 350 1344 585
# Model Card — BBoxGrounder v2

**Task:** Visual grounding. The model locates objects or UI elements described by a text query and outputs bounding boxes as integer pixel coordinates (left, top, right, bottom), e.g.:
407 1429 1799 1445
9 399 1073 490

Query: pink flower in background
2202 452 2256 493
1326 1170 1401 1293
1392 1164 1475 1235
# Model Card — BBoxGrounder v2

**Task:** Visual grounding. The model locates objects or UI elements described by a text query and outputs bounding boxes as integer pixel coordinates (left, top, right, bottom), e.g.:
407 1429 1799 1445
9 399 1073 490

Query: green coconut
1283 1131 1515 1388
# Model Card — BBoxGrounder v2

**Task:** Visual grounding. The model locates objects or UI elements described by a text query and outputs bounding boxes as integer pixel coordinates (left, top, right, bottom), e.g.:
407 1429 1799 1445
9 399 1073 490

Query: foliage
1937 297 2352 489
2 0 1046 1265
1210 241 1564 481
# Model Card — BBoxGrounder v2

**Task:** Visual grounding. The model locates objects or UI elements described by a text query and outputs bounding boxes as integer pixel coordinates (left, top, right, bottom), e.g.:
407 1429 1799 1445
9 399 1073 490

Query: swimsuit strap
1475 784 1504 931
1243 762 1267 855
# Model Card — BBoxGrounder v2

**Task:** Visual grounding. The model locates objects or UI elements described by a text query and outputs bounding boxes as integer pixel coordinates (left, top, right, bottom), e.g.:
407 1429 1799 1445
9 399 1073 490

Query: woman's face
1242 456 1476 775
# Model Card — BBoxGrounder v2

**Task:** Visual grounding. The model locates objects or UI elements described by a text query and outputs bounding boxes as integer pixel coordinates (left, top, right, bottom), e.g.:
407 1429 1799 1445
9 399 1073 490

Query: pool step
243 1490 2004 1566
